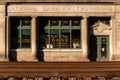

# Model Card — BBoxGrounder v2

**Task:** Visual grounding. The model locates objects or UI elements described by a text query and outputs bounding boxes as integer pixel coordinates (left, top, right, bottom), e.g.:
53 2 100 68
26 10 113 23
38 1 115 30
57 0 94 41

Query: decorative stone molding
89 21 111 35
0 0 115 3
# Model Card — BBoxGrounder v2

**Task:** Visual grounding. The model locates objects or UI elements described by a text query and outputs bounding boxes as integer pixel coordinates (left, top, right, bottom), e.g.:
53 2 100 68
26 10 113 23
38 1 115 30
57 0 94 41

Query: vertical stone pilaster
82 16 89 61
110 16 115 61
6 16 10 61
0 4 6 61
31 16 37 61
114 13 120 61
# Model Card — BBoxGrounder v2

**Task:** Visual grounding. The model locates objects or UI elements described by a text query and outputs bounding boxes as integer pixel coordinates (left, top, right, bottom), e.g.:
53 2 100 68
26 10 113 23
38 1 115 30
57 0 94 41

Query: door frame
96 36 109 61
89 35 109 61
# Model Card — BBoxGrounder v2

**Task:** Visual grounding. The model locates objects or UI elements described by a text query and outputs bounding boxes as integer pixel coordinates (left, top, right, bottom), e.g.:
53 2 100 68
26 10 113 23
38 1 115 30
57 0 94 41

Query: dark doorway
89 35 97 61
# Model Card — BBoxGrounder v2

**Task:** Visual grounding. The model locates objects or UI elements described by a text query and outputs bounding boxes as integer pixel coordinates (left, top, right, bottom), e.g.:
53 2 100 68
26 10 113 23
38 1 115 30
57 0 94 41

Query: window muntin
39 17 81 49
10 17 31 49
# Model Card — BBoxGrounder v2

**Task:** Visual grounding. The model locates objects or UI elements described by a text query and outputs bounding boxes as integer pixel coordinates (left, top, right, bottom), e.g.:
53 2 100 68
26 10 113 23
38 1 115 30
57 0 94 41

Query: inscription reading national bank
8 5 114 13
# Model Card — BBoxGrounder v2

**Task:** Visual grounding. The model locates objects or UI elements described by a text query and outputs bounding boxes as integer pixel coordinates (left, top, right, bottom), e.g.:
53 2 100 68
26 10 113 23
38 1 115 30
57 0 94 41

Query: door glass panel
97 36 109 61
101 38 107 58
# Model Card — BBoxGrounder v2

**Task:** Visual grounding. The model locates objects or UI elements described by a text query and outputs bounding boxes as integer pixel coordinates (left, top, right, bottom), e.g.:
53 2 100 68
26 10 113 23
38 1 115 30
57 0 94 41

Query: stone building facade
0 0 120 62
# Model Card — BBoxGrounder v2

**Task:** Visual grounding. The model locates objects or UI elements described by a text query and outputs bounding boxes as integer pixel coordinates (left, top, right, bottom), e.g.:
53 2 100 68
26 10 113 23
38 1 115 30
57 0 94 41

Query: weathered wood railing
0 62 120 79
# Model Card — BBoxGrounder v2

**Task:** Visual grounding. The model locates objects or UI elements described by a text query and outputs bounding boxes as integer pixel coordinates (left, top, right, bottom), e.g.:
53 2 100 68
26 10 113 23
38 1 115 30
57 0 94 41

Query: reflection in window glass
50 30 59 48
50 18 59 26
10 17 31 49
101 38 107 58
21 29 31 48
72 30 81 48
61 29 70 48
72 20 80 26
38 17 81 49
22 20 31 26
61 18 70 26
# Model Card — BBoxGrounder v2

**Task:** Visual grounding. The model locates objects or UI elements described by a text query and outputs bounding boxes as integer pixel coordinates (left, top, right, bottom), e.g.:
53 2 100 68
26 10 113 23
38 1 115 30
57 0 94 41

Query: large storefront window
10 17 31 49
38 17 81 49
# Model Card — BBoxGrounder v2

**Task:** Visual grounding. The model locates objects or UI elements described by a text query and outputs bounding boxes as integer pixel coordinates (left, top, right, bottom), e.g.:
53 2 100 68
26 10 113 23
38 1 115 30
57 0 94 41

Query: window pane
50 18 59 26
61 29 70 48
38 17 82 49
22 19 31 26
61 18 70 26
22 29 30 35
72 30 81 48
50 29 59 48
10 17 31 49
21 29 31 48
72 20 80 26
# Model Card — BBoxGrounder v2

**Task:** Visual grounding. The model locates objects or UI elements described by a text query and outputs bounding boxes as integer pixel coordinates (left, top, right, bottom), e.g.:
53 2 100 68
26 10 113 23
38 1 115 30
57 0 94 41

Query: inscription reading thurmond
8 4 114 13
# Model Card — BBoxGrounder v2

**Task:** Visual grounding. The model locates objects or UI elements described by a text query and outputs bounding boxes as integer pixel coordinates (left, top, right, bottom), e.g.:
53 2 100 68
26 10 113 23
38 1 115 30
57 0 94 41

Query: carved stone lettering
7 4 114 13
